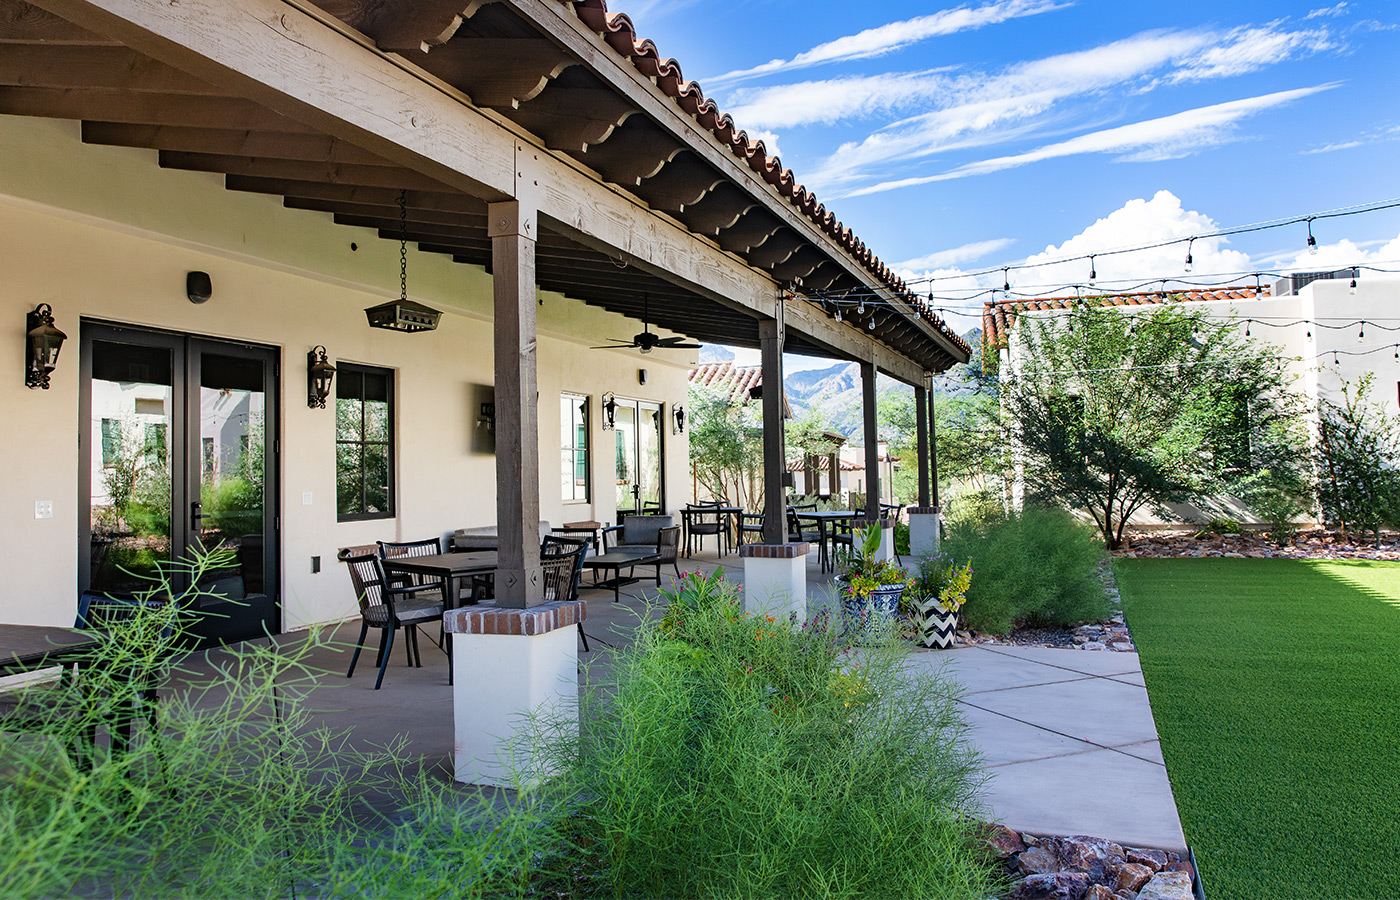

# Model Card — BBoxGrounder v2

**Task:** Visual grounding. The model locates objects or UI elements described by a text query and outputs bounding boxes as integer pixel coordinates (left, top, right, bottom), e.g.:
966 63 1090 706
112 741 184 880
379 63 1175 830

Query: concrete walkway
916 643 1187 852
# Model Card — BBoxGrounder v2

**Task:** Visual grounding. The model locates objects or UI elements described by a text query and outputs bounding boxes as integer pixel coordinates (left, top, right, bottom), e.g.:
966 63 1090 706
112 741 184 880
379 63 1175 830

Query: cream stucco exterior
0 114 694 629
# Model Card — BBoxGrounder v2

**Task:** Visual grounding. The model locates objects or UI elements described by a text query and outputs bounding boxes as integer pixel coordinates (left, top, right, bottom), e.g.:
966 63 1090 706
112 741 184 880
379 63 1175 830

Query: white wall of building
0 115 693 628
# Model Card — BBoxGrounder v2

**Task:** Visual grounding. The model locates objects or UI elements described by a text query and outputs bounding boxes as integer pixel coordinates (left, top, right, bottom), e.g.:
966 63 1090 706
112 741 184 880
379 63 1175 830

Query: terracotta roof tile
981 287 1271 351
558 0 968 358
687 361 792 418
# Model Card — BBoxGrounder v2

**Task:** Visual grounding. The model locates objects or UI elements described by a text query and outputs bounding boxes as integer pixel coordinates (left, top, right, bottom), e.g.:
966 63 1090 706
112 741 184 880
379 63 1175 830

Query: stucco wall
0 115 693 629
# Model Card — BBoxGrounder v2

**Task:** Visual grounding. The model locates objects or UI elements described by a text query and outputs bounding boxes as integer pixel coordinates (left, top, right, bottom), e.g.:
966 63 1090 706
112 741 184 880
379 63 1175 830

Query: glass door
612 397 664 519
81 324 279 643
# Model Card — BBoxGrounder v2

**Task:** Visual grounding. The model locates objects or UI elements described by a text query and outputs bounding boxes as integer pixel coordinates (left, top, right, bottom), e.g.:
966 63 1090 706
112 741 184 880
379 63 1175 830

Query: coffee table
583 548 662 602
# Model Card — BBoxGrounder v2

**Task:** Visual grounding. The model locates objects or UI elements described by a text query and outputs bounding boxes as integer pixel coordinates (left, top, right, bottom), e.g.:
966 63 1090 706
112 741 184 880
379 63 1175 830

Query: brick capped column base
739 543 809 621
907 507 941 564
443 599 586 787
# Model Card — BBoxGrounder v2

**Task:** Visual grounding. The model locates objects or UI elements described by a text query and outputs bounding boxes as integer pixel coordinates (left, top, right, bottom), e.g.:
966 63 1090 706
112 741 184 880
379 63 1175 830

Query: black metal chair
542 535 591 652
342 552 445 690
2 594 172 769
682 502 729 557
739 512 765 544
378 537 461 624
786 505 821 544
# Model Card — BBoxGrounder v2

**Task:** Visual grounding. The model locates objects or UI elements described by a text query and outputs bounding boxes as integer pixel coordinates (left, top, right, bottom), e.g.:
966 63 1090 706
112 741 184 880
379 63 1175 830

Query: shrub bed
943 507 1110 634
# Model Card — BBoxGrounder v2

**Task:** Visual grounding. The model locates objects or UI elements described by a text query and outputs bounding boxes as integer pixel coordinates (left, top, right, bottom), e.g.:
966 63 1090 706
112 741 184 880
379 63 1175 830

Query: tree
687 384 764 509
1315 372 1400 542
877 378 1003 508
1005 303 1305 549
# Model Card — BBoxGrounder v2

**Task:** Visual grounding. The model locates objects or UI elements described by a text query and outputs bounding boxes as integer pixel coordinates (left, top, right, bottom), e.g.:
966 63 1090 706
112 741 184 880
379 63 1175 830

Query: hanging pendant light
366 189 442 332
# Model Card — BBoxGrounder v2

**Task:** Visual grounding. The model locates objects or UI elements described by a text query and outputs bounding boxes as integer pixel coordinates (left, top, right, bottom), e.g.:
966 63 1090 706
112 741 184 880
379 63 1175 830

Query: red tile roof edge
559 0 968 358
980 287 1271 350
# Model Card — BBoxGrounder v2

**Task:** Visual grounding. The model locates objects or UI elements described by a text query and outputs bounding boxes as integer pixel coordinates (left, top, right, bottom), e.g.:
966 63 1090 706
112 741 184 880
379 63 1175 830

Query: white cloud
1167 24 1336 82
1300 124 1400 155
844 86 1335 196
1302 140 1363 154
893 238 1017 271
707 0 1067 87
730 22 1343 193
1305 2 1349 19
1279 232 1400 276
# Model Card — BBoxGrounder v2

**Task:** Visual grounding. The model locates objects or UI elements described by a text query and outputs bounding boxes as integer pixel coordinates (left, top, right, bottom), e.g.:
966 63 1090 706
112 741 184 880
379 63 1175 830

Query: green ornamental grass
523 570 1000 900
1117 558 1400 900
943 506 1110 634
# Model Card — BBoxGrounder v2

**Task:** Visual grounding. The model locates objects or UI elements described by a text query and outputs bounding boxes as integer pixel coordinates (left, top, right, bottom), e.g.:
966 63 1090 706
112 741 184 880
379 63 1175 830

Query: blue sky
617 0 1400 347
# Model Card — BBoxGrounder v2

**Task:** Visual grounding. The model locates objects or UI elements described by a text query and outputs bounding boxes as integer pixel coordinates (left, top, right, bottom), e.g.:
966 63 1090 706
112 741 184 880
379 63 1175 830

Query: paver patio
186 547 1186 854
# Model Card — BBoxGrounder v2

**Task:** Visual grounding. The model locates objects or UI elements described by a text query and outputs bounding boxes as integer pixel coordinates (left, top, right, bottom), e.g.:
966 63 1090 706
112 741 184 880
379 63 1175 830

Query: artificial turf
1115 558 1400 900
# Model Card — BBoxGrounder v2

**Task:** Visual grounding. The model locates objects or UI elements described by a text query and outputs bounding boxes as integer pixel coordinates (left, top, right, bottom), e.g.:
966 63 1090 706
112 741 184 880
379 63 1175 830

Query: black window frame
335 363 396 522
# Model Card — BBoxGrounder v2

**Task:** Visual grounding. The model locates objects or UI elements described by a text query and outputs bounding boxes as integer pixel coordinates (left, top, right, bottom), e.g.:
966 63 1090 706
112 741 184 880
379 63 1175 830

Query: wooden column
861 360 880 520
760 316 787 545
488 199 543 608
915 379 930 510
928 380 940 508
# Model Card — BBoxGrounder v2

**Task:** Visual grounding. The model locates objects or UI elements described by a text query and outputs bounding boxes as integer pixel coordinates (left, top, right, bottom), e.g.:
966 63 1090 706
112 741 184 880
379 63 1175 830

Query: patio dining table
795 510 859 574
0 624 100 675
382 552 499 686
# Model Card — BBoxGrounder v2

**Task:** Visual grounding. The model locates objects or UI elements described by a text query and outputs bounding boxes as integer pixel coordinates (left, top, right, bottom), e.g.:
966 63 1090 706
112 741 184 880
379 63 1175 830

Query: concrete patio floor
196 545 1185 853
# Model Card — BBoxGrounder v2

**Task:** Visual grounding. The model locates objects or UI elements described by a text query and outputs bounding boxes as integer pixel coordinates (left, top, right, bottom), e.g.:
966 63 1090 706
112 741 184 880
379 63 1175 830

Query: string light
1184 238 1194 273
1244 319 1251 337
1307 217 1318 255
1358 321 1366 342
1350 267 1358 294
1003 268 1010 293
1089 255 1097 283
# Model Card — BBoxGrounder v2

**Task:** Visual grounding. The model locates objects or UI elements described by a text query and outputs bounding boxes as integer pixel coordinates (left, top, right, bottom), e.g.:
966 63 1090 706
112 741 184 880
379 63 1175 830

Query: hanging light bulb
1003 267 1010 293
835 307 842 322
1333 350 1339 365
1358 321 1366 343
1307 218 1318 255
1184 238 1194 273
1245 319 1251 337
1306 324 1312 339
867 315 876 331
1088 255 1097 283
1350 267 1358 294
857 298 865 315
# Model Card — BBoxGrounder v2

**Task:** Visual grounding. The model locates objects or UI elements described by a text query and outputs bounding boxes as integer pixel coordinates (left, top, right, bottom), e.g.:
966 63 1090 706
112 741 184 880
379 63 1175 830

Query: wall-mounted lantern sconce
25 303 66 390
672 404 685 434
477 402 495 432
601 393 617 430
307 345 336 408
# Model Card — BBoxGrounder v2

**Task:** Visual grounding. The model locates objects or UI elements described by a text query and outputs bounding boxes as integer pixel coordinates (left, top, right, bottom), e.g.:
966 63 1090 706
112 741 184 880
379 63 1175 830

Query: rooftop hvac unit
1272 269 1356 297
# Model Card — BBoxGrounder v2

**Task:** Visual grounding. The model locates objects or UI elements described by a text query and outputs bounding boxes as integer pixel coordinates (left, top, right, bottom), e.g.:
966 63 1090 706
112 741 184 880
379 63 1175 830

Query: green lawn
1116 558 1400 900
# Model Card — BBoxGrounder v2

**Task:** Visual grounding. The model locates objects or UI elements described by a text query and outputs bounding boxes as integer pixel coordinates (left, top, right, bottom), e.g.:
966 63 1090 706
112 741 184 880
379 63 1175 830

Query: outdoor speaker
187 271 212 304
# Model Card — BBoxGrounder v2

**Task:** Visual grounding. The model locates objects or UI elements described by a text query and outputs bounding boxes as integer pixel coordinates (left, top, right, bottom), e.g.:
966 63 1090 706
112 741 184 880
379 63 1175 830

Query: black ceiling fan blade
654 337 702 348
589 341 638 349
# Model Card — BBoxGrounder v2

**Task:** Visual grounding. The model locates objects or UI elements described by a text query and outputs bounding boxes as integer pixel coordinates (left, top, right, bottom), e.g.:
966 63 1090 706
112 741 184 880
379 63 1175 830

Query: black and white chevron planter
912 596 959 649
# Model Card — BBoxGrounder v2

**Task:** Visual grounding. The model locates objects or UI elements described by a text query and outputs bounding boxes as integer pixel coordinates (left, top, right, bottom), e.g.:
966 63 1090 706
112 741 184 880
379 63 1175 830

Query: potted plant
901 554 973 649
834 523 909 640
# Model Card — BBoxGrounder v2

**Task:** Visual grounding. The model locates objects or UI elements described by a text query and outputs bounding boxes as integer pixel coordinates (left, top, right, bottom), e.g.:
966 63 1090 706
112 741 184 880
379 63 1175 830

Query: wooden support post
760 315 786 545
489 199 543 608
915 380 930 510
928 379 940 509
861 360 880 520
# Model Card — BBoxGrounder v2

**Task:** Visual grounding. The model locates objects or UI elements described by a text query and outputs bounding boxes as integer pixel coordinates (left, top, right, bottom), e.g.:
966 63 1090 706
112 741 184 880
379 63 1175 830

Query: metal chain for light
398 189 408 302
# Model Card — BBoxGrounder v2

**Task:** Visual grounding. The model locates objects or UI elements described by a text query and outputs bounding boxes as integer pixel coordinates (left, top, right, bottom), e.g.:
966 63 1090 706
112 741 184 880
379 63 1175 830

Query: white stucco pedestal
855 517 898 562
740 542 810 621
907 506 942 561
443 599 586 787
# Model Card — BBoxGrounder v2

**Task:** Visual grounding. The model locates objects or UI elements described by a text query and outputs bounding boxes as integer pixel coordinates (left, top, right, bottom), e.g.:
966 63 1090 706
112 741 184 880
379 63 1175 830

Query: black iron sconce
601 392 617 430
25 303 66 390
673 404 685 434
307 346 336 409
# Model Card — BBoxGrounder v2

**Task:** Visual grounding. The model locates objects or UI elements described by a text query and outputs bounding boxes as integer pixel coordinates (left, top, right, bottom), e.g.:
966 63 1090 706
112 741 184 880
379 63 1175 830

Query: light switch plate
302 491 313 506
34 500 53 519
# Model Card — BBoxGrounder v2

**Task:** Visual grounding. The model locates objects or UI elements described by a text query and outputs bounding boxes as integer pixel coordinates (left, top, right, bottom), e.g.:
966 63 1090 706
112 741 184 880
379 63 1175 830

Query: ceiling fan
590 294 701 354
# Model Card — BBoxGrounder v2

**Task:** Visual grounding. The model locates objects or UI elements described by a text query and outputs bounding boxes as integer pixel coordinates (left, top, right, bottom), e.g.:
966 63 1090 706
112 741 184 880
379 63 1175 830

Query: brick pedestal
907 506 941 563
739 543 809 621
443 599 586 787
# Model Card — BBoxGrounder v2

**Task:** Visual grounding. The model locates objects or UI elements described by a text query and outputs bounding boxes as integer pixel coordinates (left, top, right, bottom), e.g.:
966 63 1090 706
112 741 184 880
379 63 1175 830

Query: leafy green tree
1315 372 1400 542
877 380 1003 507
687 384 764 509
1005 303 1305 549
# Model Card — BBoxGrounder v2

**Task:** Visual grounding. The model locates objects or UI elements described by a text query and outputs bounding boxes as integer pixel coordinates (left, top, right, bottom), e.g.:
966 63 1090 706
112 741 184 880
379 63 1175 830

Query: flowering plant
835 523 910 599
902 553 974 616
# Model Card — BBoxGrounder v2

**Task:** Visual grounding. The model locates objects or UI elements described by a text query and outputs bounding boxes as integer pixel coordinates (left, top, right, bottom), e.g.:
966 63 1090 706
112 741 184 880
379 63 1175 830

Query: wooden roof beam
413 37 575 109
0 43 223 92
80 121 392 164
0 86 318 130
